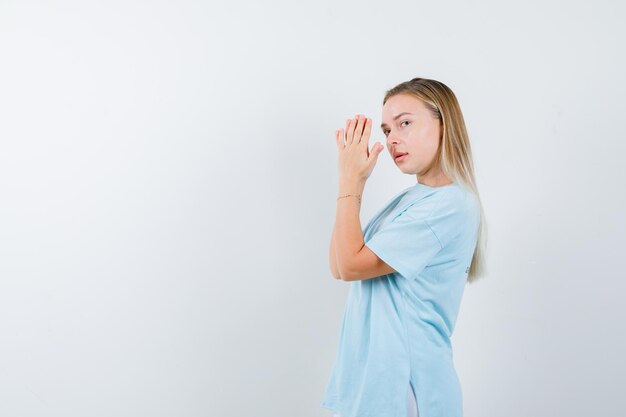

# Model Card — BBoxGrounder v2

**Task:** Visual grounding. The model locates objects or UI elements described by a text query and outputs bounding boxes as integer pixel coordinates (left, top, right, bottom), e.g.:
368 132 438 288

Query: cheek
406 132 426 151
418 128 441 151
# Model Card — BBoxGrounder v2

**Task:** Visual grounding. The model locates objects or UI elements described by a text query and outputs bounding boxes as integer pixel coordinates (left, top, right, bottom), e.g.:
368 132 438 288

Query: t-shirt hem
320 399 341 413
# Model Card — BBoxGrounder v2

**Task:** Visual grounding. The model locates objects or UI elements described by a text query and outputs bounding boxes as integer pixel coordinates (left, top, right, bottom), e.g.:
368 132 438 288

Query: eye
382 121 410 137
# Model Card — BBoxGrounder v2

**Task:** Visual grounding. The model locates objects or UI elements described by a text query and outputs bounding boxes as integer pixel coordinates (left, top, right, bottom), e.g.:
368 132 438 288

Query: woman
321 78 487 417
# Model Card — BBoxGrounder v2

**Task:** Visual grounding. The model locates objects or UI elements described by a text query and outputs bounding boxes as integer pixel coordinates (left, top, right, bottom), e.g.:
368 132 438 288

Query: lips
394 152 408 159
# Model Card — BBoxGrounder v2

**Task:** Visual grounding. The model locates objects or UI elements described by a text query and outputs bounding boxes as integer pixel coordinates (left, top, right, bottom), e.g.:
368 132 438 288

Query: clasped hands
335 114 384 185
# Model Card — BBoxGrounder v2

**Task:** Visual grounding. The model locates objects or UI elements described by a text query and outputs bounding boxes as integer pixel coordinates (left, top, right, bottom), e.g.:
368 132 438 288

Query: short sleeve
364 211 443 281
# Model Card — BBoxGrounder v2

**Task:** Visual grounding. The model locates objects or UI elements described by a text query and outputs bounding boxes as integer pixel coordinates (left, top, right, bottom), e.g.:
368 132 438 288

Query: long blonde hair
383 78 488 283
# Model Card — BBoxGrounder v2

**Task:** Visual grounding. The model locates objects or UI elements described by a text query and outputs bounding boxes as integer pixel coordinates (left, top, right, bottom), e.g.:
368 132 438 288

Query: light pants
332 382 419 417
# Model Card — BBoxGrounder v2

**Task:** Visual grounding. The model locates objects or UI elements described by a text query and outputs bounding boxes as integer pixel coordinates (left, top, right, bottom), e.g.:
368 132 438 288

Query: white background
1 1 624 416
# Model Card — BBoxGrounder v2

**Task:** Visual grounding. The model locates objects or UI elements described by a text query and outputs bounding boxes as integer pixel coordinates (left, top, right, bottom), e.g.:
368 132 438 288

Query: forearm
335 179 366 279
329 224 341 279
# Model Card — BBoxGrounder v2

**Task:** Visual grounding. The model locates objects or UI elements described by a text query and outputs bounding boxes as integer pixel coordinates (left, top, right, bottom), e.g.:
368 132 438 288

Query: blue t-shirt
321 181 480 417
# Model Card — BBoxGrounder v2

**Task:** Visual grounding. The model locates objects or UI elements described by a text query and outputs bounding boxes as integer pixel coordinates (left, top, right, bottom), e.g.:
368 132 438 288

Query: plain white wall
1 0 624 416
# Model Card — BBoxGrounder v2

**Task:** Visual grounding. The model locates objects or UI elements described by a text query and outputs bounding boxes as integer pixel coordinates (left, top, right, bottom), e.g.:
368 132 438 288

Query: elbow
336 254 358 281
330 265 345 280
337 265 354 281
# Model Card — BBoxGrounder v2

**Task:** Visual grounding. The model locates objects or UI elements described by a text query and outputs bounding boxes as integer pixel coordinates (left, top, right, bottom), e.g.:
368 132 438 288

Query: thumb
370 142 384 162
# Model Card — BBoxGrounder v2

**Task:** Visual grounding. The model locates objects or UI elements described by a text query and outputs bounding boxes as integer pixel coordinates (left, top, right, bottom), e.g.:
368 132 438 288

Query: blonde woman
321 78 487 417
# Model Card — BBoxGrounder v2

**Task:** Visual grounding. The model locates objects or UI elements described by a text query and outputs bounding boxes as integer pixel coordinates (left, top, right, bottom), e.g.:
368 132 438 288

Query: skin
381 93 453 187
329 94 452 281
329 114 392 281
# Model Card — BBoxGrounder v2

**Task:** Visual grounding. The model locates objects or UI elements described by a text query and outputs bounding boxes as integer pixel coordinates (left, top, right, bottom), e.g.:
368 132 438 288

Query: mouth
394 152 408 162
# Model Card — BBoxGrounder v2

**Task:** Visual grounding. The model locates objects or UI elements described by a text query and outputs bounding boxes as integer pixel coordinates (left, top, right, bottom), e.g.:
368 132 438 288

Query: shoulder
430 184 479 220
409 184 479 245
403 183 476 219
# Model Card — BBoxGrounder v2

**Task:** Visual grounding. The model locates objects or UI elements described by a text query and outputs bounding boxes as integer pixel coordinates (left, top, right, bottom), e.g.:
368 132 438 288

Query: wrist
337 193 361 204
338 178 365 195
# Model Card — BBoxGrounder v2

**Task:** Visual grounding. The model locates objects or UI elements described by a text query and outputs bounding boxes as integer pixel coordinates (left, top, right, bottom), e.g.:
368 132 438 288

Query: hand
335 114 384 183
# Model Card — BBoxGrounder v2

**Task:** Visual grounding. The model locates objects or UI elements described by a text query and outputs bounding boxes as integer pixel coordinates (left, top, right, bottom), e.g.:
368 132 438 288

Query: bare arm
334 180 366 280
332 115 393 281
334 179 396 281
329 224 341 279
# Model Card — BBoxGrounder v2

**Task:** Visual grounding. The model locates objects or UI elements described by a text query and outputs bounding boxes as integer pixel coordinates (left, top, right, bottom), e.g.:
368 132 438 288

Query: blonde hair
383 77 488 283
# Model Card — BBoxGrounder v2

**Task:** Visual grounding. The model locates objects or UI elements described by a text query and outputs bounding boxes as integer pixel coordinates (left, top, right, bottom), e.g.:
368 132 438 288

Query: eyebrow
380 112 414 129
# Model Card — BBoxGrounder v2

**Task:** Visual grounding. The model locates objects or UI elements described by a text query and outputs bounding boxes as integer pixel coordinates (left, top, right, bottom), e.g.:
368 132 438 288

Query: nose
386 129 399 146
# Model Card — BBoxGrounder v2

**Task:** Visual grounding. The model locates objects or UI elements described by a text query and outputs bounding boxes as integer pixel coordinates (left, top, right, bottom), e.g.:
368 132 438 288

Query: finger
361 117 372 148
335 129 345 150
346 118 356 144
368 142 384 166
355 115 367 143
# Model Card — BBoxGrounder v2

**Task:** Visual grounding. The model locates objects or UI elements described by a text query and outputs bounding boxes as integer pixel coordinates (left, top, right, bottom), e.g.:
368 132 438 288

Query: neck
416 172 453 188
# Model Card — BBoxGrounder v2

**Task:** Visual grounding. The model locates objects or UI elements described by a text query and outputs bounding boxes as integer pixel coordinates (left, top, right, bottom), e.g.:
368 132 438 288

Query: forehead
381 94 428 126
382 94 427 115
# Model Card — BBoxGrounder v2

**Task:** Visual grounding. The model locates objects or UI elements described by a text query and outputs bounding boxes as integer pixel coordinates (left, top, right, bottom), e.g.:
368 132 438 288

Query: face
380 94 442 176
